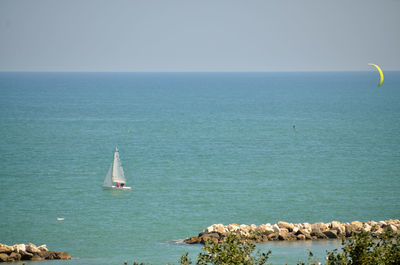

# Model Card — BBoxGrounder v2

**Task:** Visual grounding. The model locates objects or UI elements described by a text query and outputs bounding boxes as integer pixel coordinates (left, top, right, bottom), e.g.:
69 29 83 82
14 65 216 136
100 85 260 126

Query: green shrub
180 233 271 265
325 231 400 265
299 231 400 265
133 230 400 265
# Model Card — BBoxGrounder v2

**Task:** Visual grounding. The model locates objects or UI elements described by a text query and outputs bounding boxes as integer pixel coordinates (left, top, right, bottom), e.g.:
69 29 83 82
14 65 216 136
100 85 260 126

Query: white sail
112 147 126 184
103 164 113 187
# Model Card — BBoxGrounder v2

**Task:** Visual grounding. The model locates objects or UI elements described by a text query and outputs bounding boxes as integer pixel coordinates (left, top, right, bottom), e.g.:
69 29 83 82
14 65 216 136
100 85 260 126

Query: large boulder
0 245 13 254
38 245 48 252
344 223 353 237
302 223 312 232
267 232 279 241
54 252 71 260
38 251 70 260
215 224 226 234
331 221 345 236
239 224 250 236
292 224 301 234
311 222 328 234
13 244 26 253
351 221 363 232
277 221 294 232
30 254 44 261
323 230 338 239
184 237 200 244
0 253 8 262
227 224 240 232
258 224 274 235
8 252 21 261
200 233 220 244
249 224 257 232
26 243 41 254
273 224 280 233
386 224 398 233
362 223 372 233
297 234 306 240
19 250 33 260
296 228 312 239
278 229 296 240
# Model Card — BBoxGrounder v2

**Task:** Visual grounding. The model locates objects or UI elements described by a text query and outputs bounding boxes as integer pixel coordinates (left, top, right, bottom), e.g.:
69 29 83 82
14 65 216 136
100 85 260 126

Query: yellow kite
368 63 384 87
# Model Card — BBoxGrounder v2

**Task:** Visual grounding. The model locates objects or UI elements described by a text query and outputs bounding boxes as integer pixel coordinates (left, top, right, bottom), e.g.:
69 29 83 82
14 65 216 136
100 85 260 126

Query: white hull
103 186 132 190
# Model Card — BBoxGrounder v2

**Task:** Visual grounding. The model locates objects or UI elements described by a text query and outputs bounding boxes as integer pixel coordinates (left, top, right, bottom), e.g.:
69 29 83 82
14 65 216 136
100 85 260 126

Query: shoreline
184 219 400 244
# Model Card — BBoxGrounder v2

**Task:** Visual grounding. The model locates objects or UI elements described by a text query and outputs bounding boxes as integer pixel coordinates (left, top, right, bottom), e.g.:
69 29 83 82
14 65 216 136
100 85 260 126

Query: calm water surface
0 72 399 264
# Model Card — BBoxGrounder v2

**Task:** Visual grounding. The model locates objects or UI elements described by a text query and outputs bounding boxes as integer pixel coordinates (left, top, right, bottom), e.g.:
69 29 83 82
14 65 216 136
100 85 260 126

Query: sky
0 0 399 72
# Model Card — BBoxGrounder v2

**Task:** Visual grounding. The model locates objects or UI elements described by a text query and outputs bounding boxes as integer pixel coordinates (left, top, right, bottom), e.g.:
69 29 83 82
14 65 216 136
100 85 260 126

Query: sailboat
102 147 132 190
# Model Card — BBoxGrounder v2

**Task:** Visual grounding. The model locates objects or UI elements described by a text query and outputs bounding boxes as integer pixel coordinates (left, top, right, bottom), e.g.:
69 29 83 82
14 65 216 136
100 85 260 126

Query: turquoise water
0 72 399 264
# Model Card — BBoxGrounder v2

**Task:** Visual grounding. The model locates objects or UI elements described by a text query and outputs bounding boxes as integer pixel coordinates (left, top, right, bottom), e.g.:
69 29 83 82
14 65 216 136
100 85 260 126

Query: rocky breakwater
0 243 71 262
184 219 400 244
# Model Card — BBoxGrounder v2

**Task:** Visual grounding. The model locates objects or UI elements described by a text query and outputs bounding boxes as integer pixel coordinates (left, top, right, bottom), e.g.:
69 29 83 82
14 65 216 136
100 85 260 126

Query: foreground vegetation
131 230 399 265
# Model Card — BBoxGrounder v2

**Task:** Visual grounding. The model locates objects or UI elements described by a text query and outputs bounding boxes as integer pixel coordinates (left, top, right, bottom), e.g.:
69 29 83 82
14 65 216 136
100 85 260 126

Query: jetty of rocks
0 243 71 262
184 219 400 244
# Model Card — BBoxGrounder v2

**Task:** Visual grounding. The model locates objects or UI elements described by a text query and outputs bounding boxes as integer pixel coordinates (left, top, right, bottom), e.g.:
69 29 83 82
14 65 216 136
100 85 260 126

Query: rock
0 253 8 262
323 230 338 239
250 224 257 232
297 234 306 240
205 225 214 233
372 226 384 237
227 224 240 232
30 254 44 261
267 232 279 241
363 223 372 233
344 223 352 237
38 245 48 252
200 233 220 244
378 221 387 227
184 237 200 244
26 243 41 254
351 221 363 232
8 252 21 261
302 223 312 232
278 229 296 240
310 230 328 239
386 224 398 233
40 251 58 260
0 245 13 254
297 228 312 240
273 224 280 233
331 221 341 229
19 250 33 259
215 224 225 234
330 221 344 236
258 224 274 235
292 224 300 234
54 251 71 260
13 244 26 253
40 251 71 260
239 224 250 236
278 221 294 232
311 222 328 234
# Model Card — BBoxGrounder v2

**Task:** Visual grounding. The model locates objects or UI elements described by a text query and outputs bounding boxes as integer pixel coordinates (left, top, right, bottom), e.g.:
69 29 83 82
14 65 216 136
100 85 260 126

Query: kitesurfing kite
368 63 384 87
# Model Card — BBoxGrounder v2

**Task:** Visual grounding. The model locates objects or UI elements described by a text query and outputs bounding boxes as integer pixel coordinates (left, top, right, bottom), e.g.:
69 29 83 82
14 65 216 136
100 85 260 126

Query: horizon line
1 70 399 73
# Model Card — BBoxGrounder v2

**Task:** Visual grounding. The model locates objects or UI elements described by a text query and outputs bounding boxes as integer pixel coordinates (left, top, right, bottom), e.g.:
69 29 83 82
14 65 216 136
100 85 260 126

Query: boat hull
102 186 132 190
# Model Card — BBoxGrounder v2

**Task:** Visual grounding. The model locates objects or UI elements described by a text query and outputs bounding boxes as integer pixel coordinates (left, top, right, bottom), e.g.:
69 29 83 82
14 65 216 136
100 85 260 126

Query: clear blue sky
1 0 399 72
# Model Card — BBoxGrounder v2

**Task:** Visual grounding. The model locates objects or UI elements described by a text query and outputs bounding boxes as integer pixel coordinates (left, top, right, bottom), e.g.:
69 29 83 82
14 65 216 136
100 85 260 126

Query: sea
0 72 399 265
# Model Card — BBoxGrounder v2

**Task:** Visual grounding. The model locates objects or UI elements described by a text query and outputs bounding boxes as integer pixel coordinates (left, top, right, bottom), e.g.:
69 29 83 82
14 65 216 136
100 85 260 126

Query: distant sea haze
0 72 399 264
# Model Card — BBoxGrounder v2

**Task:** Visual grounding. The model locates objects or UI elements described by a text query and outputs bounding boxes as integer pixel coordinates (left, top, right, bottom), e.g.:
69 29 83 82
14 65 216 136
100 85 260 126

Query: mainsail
112 147 126 184
102 164 113 187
